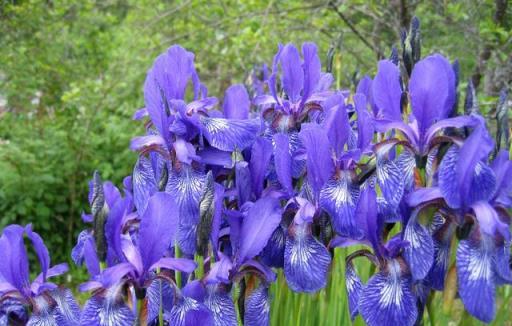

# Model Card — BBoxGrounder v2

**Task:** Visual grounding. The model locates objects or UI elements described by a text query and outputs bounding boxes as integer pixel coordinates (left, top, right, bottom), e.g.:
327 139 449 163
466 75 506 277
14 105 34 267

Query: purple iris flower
282 197 332 293
79 192 197 325
299 92 374 239
253 43 334 196
131 45 260 255
370 55 481 198
410 119 512 323
342 185 420 326
72 172 133 271
0 225 80 325
205 196 282 325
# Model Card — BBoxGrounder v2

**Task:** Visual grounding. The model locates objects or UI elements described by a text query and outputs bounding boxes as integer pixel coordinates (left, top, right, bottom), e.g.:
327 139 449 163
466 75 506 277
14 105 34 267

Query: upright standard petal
2 225 29 294
354 93 374 151
322 103 350 158
139 192 179 271
223 84 250 120
372 60 402 121
25 225 50 281
300 42 321 104
250 137 273 197
284 222 331 293
200 117 260 152
273 133 293 194
238 197 282 263
280 44 303 103
359 260 417 326
409 55 451 135
299 124 334 197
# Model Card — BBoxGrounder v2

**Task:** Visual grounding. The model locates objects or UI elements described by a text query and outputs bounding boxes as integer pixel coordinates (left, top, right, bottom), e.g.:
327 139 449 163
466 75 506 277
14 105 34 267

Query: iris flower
0 225 80 325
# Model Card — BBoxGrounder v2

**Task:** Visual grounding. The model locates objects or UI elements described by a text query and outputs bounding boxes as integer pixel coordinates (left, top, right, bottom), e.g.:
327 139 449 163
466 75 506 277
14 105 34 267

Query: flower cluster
1 18 511 326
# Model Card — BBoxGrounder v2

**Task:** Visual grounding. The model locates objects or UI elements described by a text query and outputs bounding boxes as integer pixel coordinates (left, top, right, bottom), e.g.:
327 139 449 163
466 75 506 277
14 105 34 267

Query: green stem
175 245 182 288
136 298 144 326
426 291 436 326
157 268 163 326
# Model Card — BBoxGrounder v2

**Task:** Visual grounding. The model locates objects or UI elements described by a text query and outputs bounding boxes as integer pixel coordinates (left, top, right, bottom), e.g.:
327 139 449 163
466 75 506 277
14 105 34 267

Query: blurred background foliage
0 0 510 288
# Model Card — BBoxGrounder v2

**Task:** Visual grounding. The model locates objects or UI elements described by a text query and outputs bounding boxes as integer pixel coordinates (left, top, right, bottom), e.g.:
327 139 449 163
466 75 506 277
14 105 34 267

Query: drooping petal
223 84 250 120
244 285 270 326
273 133 293 194
204 285 238 326
299 123 334 197
166 166 206 254
372 60 402 121
280 43 304 103
376 159 404 209
238 197 282 263
146 279 175 324
50 288 81 326
438 146 461 208
402 209 434 280
150 258 197 273
423 115 479 148
472 201 509 240
174 138 200 165
197 148 233 168
167 296 213 326
80 294 135 326
201 117 260 152
139 192 179 271
130 135 166 152
133 156 158 215
319 173 361 238
425 214 455 290
284 222 331 293
260 225 286 268
456 122 494 207
373 119 419 148
359 261 417 326
396 150 416 192
345 262 364 321
456 238 496 323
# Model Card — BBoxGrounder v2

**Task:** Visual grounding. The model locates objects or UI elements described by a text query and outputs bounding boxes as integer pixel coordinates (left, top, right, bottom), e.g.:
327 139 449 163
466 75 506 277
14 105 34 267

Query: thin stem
175 246 182 288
